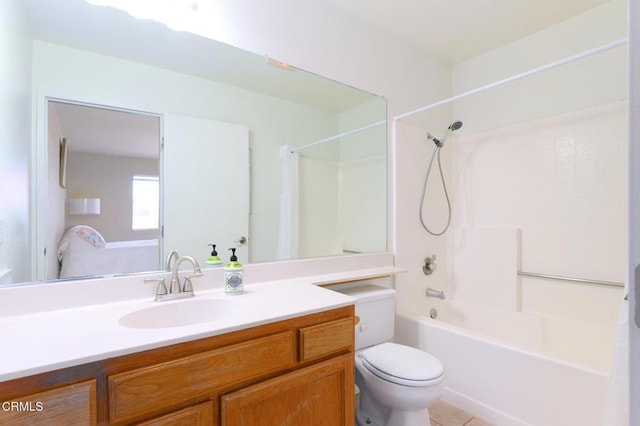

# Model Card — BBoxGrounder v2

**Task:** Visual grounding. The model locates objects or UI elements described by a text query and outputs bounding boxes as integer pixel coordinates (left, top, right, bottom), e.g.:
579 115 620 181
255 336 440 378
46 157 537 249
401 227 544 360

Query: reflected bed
57 226 159 279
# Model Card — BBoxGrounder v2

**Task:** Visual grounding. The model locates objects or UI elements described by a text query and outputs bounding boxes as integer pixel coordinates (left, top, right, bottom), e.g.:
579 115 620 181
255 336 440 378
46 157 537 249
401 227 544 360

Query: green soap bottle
224 248 244 295
206 244 223 266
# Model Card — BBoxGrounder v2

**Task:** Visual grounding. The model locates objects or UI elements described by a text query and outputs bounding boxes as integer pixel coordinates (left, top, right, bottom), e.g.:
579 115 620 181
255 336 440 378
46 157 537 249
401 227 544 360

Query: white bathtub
395 300 615 426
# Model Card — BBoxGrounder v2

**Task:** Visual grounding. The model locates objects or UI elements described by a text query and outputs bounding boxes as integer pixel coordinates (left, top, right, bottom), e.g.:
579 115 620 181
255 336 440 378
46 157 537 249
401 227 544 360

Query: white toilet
335 284 444 426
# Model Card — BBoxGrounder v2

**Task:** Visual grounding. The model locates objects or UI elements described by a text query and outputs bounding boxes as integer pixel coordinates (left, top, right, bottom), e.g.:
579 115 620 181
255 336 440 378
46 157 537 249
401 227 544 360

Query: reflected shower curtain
276 145 299 260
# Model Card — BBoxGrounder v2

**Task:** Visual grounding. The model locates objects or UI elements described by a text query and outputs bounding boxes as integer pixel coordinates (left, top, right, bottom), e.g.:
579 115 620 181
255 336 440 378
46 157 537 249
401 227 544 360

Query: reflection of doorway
45 101 161 280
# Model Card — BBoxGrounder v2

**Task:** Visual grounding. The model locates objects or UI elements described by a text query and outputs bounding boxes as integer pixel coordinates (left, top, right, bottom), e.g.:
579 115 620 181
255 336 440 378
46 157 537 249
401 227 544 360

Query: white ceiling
323 0 612 64
52 102 160 159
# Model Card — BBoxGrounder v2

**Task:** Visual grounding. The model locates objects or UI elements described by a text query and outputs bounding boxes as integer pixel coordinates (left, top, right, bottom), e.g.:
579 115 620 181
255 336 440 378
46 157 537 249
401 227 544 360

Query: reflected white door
163 115 249 266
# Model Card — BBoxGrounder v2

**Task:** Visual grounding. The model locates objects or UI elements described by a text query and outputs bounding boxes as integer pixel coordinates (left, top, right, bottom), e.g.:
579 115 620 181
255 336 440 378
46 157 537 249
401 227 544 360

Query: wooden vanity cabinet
135 401 214 425
0 380 97 426
0 306 355 425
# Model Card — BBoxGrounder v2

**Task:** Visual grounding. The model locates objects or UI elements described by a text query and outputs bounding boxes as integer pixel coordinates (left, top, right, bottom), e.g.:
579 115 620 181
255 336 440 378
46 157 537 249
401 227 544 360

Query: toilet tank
333 284 396 351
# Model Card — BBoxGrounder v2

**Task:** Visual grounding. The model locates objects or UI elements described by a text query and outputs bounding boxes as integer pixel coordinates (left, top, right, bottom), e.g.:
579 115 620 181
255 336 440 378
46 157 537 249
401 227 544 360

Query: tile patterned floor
430 400 493 426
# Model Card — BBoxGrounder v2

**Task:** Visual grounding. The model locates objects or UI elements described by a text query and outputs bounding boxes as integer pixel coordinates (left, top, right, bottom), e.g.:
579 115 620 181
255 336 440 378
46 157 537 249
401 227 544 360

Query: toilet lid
361 342 444 386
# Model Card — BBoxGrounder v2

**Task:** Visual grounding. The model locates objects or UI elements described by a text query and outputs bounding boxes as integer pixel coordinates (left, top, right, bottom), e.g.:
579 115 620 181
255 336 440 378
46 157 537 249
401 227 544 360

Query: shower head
448 121 463 131
429 120 463 148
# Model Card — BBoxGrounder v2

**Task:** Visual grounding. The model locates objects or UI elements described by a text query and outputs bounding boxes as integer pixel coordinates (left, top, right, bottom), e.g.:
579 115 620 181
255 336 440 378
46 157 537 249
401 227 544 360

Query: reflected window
132 176 159 230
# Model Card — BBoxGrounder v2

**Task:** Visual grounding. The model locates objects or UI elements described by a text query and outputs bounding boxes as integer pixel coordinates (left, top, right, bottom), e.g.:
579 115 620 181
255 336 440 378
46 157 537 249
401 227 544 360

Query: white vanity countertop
0 269 399 382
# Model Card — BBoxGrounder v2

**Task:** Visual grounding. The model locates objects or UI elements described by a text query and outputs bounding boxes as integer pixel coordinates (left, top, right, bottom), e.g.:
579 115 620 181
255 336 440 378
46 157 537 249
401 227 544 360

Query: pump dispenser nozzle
205 243 223 266
229 248 237 262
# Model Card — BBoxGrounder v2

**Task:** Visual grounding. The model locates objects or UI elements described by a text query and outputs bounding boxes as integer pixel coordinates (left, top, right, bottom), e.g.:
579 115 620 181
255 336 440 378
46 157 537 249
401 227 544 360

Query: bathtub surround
392 1 628 425
447 228 519 312
451 102 627 291
394 79 626 426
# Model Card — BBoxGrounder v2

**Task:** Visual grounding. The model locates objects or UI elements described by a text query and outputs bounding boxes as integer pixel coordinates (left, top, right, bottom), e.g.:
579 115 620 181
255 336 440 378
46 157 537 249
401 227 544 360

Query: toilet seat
360 342 444 387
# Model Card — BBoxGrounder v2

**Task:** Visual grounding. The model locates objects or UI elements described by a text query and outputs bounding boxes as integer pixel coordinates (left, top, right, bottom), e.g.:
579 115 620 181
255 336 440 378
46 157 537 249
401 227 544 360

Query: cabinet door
0 380 96 426
221 354 354 426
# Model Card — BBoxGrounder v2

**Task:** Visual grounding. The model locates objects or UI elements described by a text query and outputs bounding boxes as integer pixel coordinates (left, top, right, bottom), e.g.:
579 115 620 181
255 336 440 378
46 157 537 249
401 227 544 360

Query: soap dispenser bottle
224 248 244 295
206 244 223 266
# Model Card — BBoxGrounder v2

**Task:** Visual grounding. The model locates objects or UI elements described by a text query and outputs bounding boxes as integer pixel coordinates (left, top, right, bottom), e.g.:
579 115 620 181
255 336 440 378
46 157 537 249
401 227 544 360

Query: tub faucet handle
423 255 437 275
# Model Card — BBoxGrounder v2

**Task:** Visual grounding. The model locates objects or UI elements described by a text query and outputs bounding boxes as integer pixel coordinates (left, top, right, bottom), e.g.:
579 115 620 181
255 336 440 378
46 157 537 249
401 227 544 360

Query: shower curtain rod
290 120 386 154
291 38 626 154
393 38 628 121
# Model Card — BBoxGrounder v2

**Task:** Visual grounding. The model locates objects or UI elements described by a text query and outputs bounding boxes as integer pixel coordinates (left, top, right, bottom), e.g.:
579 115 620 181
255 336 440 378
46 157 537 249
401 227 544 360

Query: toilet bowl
333 284 444 426
355 342 443 426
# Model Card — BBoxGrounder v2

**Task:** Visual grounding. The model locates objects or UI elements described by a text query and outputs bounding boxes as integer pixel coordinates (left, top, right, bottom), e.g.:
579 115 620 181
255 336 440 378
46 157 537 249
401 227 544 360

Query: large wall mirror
2 0 387 286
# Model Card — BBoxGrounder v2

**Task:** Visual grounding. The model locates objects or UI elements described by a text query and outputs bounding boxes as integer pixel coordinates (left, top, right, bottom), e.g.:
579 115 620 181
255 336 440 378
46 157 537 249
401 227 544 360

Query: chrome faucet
170 255 203 295
146 255 203 302
165 250 179 271
426 287 446 300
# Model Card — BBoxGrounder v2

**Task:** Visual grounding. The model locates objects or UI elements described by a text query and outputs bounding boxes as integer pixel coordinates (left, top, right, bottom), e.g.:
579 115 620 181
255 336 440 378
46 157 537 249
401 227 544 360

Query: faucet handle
183 272 203 293
144 278 168 296
422 255 437 275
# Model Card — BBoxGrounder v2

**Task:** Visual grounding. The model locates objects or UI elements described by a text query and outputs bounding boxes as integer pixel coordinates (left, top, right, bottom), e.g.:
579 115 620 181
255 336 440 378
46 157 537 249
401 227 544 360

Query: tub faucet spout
426 288 445 300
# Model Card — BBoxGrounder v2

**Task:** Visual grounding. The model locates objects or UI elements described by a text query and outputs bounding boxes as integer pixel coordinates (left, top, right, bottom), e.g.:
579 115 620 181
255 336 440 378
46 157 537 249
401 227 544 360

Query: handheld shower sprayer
420 120 463 236
427 132 443 148
428 120 463 148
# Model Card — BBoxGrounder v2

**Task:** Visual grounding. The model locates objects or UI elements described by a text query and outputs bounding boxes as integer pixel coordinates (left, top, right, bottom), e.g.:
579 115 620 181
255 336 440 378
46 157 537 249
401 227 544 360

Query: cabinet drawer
299 317 354 362
109 331 295 423
135 400 214 426
0 380 96 426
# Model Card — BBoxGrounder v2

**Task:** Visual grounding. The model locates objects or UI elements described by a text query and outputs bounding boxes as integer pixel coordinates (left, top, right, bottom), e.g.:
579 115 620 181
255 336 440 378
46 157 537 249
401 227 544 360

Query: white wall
299 156 339 257
202 0 451 117
0 0 31 283
452 0 627 135
65 152 159 242
338 99 387 253
298 98 387 256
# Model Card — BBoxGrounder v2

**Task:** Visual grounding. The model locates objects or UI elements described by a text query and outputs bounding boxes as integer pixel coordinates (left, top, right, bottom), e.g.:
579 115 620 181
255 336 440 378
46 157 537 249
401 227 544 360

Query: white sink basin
119 298 245 329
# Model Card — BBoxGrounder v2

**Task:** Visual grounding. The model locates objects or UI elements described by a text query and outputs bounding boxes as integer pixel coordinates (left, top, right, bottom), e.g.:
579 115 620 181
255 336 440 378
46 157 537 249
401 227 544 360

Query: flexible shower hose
419 145 451 236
